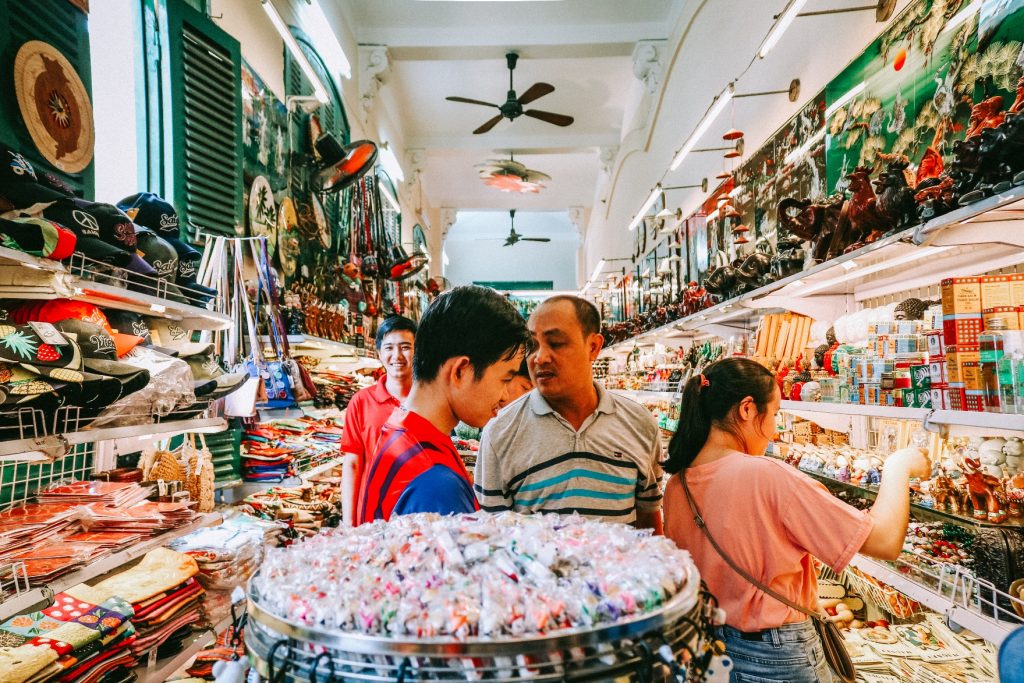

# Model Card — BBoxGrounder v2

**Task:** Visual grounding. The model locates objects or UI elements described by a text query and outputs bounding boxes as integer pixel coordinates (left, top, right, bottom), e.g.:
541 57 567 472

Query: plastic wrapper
253 511 698 640
170 513 273 589
91 346 196 426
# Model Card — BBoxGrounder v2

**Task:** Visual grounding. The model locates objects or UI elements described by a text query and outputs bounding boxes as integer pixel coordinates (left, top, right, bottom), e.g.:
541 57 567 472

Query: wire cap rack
245 571 716 682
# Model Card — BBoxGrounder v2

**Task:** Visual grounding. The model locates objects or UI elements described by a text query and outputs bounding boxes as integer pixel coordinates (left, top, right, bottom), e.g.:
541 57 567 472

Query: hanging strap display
679 471 855 683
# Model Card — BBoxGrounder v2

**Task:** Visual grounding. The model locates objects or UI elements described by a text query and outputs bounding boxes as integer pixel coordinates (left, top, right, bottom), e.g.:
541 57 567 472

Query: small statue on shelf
931 474 965 516
963 456 1008 524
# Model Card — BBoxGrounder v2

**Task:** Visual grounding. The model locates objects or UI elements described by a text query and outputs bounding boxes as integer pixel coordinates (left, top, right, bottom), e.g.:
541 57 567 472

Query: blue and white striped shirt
474 385 664 523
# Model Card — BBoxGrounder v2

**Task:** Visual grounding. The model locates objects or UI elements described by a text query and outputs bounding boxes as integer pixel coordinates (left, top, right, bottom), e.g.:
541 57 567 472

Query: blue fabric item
716 620 833 682
1001 626 1024 683
393 465 476 517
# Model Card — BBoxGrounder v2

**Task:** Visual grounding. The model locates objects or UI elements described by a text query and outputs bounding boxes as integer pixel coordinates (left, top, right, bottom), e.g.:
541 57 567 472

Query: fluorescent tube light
302 0 352 79
262 0 331 103
670 84 734 171
627 185 663 231
589 259 607 283
758 0 810 59
379 143 405 182
825 81 866 118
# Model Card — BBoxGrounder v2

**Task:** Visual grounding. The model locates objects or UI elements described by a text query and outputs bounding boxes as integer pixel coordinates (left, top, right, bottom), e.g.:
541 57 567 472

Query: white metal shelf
262 334 377 359
0 246 231 331
0 416 228 461
780 400 1024 437
0 512 222 622
847 554 1020 646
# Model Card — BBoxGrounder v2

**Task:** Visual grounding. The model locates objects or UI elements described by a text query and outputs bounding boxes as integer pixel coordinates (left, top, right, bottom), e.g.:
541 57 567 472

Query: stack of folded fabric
168 515 271 589
0 504 82 562
82 501 196 537
236 481 340 544
89 547 206 663
240 427 297 483
241 415 345 479
0 584 137 683
35 481 152 508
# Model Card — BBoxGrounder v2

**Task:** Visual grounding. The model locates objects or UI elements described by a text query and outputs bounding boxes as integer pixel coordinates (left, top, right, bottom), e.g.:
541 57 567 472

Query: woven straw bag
149 448 186 483
182 433 215 512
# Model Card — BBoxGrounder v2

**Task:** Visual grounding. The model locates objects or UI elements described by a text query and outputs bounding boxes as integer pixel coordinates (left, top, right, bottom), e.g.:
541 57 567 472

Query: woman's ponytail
663 357 776 474
664 374 709 473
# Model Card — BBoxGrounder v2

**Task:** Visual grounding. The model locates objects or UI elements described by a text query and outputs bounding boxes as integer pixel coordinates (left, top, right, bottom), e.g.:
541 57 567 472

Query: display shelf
800 468 1024 529
608 388 678 400
261 334 378 359
0 246 231 331
606 187 1024 352
0 416 228 461
301 457 341 479
781 400 1024 438
847 554 1022 646
132 595 235 680
0 512 223 622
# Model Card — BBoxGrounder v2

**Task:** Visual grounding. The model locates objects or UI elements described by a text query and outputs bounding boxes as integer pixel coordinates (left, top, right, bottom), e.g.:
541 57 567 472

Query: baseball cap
0 322 85 382
180 346 247 400
53 320 151 401
146 317 210 356
134 228 189 303
0 145 70 212
40 199 137 267
117 192 178 238
165 241 218 304
103 310 180 357
0 216 76 260
11 300 145 358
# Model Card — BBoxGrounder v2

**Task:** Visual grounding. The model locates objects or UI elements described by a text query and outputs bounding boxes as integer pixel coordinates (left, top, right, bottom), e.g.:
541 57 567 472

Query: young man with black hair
356 286 531 524
476 295 664 531
341 315 417 524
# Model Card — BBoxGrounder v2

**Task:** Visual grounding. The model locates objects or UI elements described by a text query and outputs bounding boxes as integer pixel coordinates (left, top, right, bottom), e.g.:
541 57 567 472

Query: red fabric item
341 376 402 514
356 407 477 525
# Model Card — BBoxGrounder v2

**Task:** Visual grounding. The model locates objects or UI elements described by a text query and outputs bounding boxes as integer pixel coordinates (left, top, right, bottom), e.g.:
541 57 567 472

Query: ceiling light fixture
628 184 664 231
379 182 402 214
758 0 810 58
379 141 405 182
262 0 331 103
670 83 735 171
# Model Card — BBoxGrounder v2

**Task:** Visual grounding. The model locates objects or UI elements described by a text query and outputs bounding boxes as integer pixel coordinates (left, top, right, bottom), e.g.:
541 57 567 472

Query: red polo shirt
356 407 478 525
341 376 401 509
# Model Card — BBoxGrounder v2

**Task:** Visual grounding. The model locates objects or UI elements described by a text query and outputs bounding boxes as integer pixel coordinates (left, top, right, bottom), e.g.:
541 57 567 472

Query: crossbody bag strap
680 469 820 621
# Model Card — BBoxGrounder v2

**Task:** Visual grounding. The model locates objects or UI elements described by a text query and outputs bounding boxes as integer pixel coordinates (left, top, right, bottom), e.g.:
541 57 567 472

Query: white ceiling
338 0 918 288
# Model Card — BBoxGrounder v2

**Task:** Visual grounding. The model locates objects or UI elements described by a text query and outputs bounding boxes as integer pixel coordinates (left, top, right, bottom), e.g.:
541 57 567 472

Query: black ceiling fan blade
517 82 555 106
521 237 552 242
446 96 500 108
523 109 574 127
474 113 505 135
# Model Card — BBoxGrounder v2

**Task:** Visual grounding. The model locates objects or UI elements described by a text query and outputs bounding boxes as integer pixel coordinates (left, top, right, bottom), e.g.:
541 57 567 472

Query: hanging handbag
680 471 856 683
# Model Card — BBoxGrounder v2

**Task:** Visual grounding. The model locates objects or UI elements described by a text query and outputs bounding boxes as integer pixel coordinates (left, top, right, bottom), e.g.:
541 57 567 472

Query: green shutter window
0 0 93 198
165 0 242 237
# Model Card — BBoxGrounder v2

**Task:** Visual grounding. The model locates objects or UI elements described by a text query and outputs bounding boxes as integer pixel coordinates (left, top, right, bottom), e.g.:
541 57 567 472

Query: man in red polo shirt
356 286 531 524
340 315 416 524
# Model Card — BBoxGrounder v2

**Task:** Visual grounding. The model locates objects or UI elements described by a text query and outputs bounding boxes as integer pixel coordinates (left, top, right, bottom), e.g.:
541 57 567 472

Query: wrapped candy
252 512 698 640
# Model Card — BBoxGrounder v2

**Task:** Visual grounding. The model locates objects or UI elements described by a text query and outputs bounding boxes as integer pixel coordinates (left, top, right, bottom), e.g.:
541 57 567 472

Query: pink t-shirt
664 452 872 633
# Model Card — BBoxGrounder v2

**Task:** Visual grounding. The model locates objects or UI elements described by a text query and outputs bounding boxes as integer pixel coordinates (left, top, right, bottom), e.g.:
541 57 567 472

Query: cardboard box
942 277 982 316
1012 274 1024 307
965 393 986 412
983 306 1021 330
925 330 945 357
930 385 948 410
945 345 980 384
928 359 946 385
947 384 967 411
943 314 984 345
981 275 1014 309
909 363 931 393
962 361 984 391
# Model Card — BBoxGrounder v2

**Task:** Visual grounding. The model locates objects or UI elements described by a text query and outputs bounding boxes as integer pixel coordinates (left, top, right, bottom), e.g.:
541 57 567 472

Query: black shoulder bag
680 470 856 683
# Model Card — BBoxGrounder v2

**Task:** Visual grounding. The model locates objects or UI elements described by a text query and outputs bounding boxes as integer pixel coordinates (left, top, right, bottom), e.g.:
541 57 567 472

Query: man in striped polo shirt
475 296 664 530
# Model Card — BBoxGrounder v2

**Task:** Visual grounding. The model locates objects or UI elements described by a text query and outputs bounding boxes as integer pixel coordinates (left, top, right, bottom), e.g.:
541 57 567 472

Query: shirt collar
369 375 401 405
529 382 616 417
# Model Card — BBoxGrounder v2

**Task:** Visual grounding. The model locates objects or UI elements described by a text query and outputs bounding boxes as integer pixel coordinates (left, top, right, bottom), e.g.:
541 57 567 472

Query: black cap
40 198 137 267
134 228 189 303
0 145 69 211
117 192 179 238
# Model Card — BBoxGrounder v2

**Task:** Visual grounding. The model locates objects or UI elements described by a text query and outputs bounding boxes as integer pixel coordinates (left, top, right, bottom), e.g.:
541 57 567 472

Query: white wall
211 0 286 100
89 0 143 202
444 211 579 290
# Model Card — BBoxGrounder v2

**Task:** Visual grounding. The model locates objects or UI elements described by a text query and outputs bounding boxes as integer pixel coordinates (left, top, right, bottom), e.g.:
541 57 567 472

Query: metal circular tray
246 563 700 658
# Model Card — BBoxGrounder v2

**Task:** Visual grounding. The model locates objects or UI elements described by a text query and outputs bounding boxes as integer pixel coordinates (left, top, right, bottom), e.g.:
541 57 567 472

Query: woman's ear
737 396 756 421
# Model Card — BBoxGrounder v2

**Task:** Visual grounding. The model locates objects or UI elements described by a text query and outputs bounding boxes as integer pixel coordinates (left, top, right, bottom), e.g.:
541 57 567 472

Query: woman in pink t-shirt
663 358 930 683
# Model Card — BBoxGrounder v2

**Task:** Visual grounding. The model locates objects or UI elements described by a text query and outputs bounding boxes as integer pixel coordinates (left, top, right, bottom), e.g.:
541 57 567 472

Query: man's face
453 352 524 428
499 374 533 408
379 330 414 381
528 301 602 403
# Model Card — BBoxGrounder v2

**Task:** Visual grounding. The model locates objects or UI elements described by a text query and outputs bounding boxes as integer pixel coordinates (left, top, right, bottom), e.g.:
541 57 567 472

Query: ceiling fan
501 210 551 246
446 52 575 135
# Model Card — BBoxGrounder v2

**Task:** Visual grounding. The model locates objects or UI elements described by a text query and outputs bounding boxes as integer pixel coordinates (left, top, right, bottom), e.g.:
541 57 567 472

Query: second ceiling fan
446 52 575 135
